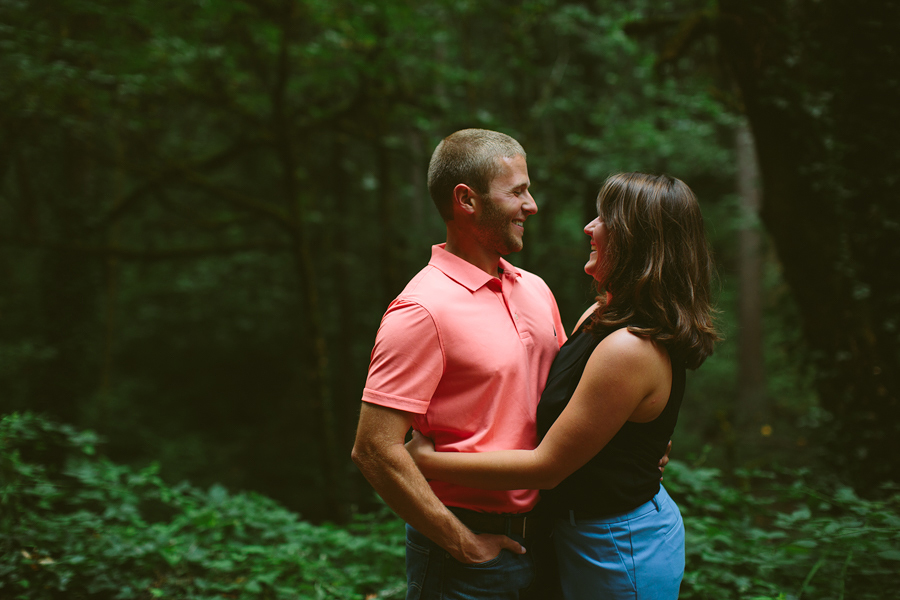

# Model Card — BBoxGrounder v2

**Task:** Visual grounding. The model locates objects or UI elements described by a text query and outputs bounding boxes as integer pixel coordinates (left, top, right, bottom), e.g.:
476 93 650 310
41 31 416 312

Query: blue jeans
405 523 536 600
552 485 685 600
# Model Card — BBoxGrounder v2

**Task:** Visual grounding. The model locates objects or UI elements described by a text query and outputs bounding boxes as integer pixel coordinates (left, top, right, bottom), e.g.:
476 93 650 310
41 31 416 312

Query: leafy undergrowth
2 412 899 599
0 412 405 599
665 460 900 600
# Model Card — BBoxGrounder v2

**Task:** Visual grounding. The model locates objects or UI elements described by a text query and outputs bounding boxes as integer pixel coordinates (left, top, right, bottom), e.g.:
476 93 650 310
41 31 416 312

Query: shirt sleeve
362 299 444 415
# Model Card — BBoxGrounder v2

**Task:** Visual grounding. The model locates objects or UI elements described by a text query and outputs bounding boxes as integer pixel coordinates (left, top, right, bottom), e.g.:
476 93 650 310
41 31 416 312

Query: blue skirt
552 485 685 600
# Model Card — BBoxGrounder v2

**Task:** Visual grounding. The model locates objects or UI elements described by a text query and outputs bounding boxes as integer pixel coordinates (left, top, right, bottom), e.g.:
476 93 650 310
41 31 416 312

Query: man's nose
523 192 538 215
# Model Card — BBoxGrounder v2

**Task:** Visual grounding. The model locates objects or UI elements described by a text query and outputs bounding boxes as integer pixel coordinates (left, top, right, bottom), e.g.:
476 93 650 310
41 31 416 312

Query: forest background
1 0 899 598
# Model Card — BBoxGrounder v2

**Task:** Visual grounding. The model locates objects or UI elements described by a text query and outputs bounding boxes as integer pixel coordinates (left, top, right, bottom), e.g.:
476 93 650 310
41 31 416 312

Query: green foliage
5 0 886 522
666 460 900 600
5 413 899 600
0 0 745 519
0 413 406 599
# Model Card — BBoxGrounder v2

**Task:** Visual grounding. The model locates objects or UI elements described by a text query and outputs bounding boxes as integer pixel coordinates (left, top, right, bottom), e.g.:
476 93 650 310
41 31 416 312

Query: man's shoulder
378 265 469 343
397 263 468 304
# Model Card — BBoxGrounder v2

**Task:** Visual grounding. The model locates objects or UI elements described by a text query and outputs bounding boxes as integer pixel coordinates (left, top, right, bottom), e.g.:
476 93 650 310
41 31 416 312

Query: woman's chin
584 264 605 283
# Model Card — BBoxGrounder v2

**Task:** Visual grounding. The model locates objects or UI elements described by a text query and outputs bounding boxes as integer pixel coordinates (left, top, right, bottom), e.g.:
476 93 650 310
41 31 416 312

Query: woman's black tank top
536 323 686 516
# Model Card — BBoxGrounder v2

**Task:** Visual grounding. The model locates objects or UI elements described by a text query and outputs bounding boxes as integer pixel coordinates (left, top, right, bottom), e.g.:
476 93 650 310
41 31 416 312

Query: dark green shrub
666 460 900 600
4 412 899 600
0 412 405 599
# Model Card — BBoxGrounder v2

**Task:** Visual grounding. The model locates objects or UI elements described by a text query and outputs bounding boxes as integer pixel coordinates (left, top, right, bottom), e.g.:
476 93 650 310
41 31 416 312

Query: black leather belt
448 507 533 538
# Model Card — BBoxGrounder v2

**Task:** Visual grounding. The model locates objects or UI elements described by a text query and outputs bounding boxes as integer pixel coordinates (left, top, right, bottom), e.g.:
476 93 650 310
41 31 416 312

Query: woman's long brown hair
586 173 719 369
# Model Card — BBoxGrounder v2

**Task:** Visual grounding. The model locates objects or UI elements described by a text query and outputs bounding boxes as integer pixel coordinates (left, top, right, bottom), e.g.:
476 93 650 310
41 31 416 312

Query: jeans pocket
450 548 535 598
405 538 430 600
462 551 504 569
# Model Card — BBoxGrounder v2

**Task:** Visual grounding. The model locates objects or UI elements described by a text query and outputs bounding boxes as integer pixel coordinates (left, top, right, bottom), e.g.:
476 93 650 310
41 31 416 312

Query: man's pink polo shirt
362 244 566 514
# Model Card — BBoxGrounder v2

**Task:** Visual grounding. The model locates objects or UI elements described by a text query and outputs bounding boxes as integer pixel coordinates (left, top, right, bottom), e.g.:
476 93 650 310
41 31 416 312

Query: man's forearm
351 403 484 562
353 438 477 557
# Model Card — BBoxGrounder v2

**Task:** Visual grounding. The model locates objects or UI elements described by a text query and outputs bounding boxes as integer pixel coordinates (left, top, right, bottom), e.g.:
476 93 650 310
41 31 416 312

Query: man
352 129 565 598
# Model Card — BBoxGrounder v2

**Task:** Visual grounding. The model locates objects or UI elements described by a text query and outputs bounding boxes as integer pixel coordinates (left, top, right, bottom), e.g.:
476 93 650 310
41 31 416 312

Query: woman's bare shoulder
592 328 670 376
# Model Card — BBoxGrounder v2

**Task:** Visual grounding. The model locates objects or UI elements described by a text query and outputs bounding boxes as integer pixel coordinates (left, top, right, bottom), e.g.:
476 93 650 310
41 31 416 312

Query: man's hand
658 439 672 481
353 403 523 565
402 429 525 563
460 532 526 564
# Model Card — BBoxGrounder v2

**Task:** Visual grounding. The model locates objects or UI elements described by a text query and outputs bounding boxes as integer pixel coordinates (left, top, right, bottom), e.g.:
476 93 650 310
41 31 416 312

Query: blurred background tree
628 0 900 490
1 0 895 521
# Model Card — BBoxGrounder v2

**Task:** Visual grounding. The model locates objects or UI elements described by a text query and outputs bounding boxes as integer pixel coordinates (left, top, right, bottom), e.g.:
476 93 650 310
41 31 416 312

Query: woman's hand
405 430 436 476
659 440 672 481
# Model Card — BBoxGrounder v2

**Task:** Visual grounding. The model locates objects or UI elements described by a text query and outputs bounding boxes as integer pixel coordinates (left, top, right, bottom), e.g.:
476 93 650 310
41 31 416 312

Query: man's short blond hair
427 129 526 222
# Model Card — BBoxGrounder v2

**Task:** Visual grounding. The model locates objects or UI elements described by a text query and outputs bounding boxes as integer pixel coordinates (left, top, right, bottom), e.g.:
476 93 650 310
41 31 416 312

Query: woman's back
537 323 686 517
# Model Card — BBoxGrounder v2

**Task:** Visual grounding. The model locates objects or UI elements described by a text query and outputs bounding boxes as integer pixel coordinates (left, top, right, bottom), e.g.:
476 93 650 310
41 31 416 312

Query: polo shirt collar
429 244 521 291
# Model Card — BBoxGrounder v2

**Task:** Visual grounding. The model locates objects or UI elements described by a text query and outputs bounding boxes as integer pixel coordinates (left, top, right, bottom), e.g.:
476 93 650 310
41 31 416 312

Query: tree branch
175 168 296 232
0 237 290 261
95 137 266 225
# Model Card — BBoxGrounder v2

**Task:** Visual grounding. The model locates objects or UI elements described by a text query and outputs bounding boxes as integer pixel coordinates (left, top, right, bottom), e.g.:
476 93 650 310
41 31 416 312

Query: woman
408 172 719 600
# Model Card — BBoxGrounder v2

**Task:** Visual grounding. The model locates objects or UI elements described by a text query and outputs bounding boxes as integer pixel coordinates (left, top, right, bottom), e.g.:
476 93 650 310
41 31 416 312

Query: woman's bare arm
407 329 671 490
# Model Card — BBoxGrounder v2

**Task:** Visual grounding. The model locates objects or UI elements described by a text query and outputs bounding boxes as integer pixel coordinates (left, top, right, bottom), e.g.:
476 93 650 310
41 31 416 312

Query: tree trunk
100 132 126 411
329 135 368 505
34 131 98 424
734 121 766 433
272 19 343 519
376 133 400 309
716 0 900 491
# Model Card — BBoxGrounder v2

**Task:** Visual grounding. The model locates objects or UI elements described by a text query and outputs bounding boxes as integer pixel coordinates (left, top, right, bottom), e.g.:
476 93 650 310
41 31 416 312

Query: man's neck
444 229 502 278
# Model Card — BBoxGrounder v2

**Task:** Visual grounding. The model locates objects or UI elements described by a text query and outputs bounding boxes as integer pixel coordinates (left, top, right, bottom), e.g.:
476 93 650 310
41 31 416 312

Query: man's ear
452 183 478 215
